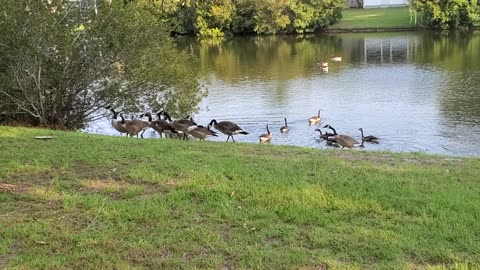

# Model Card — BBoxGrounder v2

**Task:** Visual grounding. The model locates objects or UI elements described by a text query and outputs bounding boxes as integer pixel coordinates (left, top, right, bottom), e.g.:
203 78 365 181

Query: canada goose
309 109 322 125
208 119 249 142
323 124 337 135
105 106 129 136
161 111 197 140
123 114 150 138
323 124 362 149
358 128 379 143
331 55 342 62
280 118 289 133
334 135 364 149
314 128 330 140
186 125 218 140
148 111 178 138
317 60 328 68
259 124 272 143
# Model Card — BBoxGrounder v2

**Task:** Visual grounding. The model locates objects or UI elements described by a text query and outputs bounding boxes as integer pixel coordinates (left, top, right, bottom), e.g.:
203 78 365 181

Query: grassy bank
1 126 479 269
330 7 417 31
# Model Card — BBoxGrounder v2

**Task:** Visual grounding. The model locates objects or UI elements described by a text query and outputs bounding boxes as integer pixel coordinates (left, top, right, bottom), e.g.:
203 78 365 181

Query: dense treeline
409 0 480 29
140 0 346 37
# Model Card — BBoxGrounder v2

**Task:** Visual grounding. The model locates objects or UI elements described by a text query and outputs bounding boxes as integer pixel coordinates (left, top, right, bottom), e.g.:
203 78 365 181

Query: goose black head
208 119 217 128
106 106 119 118
161 111 172 122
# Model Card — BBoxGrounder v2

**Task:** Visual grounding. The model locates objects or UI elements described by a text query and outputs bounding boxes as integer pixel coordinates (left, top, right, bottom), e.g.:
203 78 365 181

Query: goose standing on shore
259 124 272 143
105 106 128 136
123 114 150 138
160 111 196 140
149 111 178 138
208 119 249 142
280 118 289 133
187 125 218 141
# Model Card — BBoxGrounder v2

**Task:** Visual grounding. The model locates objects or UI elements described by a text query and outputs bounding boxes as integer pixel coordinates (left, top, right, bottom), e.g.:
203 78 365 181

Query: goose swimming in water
259 124 272 143
309 109 322 125
280 118 289 133
358 128 379 143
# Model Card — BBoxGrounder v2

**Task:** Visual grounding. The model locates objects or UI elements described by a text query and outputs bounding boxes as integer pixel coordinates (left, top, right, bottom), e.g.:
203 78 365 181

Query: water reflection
91 32 480 156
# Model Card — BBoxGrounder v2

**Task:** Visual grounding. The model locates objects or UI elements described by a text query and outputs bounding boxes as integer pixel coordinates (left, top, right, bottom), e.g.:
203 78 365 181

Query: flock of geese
106 106 379 149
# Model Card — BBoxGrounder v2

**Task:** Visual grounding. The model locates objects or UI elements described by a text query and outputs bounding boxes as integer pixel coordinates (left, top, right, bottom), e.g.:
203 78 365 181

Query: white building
347 0 409 8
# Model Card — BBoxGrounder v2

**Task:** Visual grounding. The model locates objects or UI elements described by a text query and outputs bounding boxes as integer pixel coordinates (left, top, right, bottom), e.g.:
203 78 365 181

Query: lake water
88 31 480 156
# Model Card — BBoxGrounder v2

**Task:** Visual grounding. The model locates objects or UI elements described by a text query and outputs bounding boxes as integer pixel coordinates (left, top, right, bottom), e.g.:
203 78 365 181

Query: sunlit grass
0 126 479 269
331 7 416 30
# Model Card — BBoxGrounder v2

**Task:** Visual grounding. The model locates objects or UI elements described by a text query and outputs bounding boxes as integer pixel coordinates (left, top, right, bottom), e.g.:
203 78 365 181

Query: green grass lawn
1 126 479 269
330 7 417 30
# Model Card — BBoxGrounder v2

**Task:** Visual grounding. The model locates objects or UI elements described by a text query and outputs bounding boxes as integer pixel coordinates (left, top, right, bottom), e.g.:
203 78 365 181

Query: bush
0 0 204 129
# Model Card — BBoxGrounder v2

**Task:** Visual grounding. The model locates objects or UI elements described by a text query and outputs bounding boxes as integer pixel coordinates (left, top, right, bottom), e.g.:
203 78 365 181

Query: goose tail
239 131 249 135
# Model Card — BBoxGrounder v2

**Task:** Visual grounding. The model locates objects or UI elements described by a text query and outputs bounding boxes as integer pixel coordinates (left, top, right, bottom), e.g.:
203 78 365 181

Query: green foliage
136 0 346 36
0 0 203 129
409 0 480 29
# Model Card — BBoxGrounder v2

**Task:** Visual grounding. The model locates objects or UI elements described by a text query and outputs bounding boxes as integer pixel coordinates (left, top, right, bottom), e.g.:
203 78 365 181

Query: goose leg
232 136 236 143
226 136 230 142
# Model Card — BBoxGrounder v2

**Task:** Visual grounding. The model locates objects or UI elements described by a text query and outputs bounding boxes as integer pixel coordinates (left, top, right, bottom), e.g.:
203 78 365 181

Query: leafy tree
138 0 345 37
409 0 480 29
0 0 204 129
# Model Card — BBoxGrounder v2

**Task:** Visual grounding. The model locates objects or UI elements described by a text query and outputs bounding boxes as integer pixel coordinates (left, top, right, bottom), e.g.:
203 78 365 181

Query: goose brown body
208 119 249 142
259 124 272 143
309 109 322 125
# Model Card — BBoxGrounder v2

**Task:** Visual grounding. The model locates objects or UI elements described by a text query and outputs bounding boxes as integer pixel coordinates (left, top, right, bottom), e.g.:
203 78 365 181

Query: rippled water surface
88 31 480 156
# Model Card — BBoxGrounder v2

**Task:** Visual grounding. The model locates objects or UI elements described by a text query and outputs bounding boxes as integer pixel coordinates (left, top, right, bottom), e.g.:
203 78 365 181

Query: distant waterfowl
309 109 322 125
358 128 379 143
259 124 272 143
331 55 342 62
317 60 329 68
208 119 249 142
105 106 128 136
280 118 289 133
187 125 218 140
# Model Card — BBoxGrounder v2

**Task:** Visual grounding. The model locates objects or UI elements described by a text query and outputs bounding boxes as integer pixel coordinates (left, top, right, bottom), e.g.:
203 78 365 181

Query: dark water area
87 31 480 156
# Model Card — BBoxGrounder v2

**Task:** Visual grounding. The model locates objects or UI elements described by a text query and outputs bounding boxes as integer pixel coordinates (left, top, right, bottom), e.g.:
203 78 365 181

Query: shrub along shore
0 126 479 269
